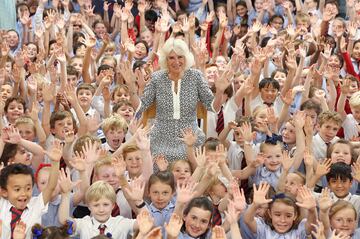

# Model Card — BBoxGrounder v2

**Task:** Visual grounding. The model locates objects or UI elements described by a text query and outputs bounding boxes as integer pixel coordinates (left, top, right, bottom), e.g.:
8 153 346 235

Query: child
0 80 13 101
4 96 26 126
0 140 62 238
300 99 322 129
176 197 213 238
112 100 135 123
312 111 342 161
58 181 139 239
102 114 127 153
243 183 317 238
319 190 360 238
338 87 360 140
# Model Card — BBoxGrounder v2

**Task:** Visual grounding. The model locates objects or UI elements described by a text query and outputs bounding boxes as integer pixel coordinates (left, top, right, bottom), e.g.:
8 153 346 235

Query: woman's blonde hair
85 181 116 204
158 38 195 71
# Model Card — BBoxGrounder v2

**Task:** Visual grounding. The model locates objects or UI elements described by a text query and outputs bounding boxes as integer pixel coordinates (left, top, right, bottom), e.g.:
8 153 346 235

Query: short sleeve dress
138 68 214 161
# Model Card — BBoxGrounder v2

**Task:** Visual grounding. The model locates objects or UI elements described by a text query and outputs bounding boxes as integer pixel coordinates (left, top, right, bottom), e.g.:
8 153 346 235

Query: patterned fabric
138 69 214 162
216 106 224 135
98 224 106 235
211 204 222 227
10 207 24 238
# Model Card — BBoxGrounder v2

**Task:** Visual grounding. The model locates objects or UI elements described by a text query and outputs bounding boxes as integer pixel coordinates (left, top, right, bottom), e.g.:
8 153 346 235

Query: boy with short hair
59 180 139 239
312 111 342 161
102 114 128 153
0 140 62 238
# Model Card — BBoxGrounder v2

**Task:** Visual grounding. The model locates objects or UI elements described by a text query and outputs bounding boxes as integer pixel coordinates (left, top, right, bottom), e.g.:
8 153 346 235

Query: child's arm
239 122 255 165
58 171 76 226
41 83 56 137
318 188 332 238
224 200 243 238
64 84 87 136
135 129 153 181
304 147 315 187
218 122 236 149
29 102 46 146
217 144 234 181
180 128 198 170
80 34 96 84
292 111 306 170
68 155 90 206
123 178 147 215
190 148 206 182
277 152 295 192
231 153 265 179
296 186 318 235
307 158 332 189
174 181 197 216
337 79 350 121
243 183 272 233
42 140 63 205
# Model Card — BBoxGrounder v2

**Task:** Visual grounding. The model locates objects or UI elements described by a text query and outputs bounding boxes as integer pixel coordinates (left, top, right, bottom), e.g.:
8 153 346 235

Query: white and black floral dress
138 68 214 161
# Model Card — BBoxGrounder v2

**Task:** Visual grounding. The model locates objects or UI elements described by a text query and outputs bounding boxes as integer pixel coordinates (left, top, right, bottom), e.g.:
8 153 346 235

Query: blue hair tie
32 228 43 239
265 134 283 145
272 193 295 202
66 220 74 235
106 232 112 238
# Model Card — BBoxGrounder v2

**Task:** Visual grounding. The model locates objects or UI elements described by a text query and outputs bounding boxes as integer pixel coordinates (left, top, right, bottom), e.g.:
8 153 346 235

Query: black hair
73 42 86 55
326 162 353 182
258 78 280 91
300 99 322 115
181 197 213 239
0 163 34 189
97 64 114 75
145 10 158 23
0 143 19 166
133 60 146 71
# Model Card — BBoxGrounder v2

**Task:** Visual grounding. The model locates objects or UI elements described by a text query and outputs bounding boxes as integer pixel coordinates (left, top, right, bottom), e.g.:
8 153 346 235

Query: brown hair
122 144 140 159
50 111 77 132
73 134 101 155
147 171 175 193
265 194 301 231
326 139 356 164
31 222 72 239
76 83 95 95
317 111 343 127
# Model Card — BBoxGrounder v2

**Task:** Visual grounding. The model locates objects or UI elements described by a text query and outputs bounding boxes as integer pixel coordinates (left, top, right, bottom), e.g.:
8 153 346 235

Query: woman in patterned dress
134 38 232 161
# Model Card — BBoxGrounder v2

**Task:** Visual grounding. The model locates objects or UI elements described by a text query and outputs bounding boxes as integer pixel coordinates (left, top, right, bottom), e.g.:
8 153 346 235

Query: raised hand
351 161 360 182
64 84 77 106
215 144 227 165
123 177 145 202
81 140 101 165
137 210 154 236
64 130 75 144
176 180 197 204
214 68 234 92
311 220 326 239
225 199 240 225
79 34 96 48
112 155 126 177
231 182 246 212
252 182 272 206
194 147 206 168
12 221 26 239
295 186 316 210
59 168 81 194
165 213 183 238
280 151 294 171
318 187 333 212
44 139 64 162
316 158 332 176
3 126 21 144
180 128 197 146
330 230 351 239
303 147 314 167
211 226 226 239
238 121 253 143
154 155 169 171
69 153 87 172
135 128 150 151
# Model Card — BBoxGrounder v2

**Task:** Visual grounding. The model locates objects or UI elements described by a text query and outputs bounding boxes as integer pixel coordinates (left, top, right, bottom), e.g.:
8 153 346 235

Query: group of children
1 0 360 238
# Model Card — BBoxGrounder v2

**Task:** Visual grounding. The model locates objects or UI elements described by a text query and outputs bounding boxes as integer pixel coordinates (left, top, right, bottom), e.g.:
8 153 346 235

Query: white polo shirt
73 215 135 239
0 193 48 239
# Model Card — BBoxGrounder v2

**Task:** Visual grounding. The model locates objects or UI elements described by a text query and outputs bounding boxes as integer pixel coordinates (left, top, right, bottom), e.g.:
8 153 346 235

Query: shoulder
185 68 203 79
151 70 167 80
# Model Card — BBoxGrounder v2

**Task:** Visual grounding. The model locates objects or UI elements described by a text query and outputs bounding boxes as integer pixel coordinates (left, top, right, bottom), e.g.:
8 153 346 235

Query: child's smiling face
2 174 33 210
269 201 297 234
262 144 282 172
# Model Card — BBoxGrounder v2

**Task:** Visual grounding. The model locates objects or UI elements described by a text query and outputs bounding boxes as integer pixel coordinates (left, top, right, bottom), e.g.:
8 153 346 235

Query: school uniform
116 188 133 219
41 194 75 227
227 141 245 171
255 217 308 239
342 114 360 140
176 230 212 239
102 142 117 154
207 97 238 141
250 166 284 190
312 134 339 161
239 215 257 239
0 193 48 239
250 95 283 117
73 215 135 239
146 201 175 228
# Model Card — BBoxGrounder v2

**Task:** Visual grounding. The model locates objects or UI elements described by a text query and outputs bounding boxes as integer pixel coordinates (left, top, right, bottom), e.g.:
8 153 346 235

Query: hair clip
33 228 43 239
106 232 112 238
265 134 283 145
66 220 74 235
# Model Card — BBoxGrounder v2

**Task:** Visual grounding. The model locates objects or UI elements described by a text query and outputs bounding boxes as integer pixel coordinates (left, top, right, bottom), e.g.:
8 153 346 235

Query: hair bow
106 232 113 238
66 220 74 235
32 228 43 239
265 134 283 145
